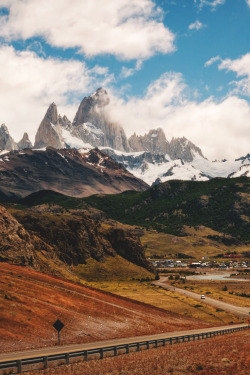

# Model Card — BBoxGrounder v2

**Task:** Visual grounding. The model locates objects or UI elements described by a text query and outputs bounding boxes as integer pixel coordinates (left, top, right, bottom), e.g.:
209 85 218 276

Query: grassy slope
141 227 250 259
0 263 208 353
84 177 250 243
89 280 240 325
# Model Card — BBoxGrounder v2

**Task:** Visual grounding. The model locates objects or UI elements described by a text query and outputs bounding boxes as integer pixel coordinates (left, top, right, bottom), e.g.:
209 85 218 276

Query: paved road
154 277 250 318
0 323 248 363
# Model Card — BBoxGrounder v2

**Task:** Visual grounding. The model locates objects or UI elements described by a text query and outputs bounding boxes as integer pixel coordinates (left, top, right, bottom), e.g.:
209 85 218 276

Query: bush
222 285 228 291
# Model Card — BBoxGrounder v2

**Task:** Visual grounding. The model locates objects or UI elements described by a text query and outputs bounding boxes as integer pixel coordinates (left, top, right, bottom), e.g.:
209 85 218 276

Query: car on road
201 295 206 299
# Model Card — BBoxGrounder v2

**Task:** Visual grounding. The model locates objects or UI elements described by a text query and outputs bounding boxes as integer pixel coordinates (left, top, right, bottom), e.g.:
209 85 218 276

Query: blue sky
0 0 249 159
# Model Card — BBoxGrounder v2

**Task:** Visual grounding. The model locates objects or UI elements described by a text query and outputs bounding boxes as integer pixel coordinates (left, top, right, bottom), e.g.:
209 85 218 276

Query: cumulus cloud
0 45 113 141
218 53 250 97
108 72 250 160
247 0 250 7
0 0 175 60
188 20 204 31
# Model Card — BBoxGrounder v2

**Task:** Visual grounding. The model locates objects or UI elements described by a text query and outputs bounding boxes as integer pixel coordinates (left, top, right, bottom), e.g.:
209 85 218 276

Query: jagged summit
0 124 17 151
34 102 64 149
45 102 58 124
129 128 169 154
71 88 130 151
17 132 33 150
73 88 110 127
167 136 205 162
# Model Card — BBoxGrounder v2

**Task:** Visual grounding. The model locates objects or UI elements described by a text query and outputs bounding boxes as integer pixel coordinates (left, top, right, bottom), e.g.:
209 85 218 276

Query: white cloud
196 0 226 10
0 0 175 60
247 0 250 7
188 20 204 31
120 60 144 78
0 45 112 142
108 73 250 160
204 56 221 67
218 53 250 97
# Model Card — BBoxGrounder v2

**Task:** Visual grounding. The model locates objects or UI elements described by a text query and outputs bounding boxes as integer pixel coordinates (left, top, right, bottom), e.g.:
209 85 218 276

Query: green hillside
84 177 250 243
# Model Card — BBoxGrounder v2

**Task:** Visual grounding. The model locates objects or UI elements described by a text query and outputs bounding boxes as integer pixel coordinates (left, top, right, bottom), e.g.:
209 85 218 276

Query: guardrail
0 325 249 374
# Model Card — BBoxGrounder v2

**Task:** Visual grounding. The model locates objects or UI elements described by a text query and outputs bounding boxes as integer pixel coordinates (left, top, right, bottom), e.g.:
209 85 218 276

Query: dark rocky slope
0 147 148 199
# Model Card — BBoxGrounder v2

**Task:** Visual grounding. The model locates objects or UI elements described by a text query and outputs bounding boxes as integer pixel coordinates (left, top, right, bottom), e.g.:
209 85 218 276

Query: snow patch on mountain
228 164 250 178
62 129 92 149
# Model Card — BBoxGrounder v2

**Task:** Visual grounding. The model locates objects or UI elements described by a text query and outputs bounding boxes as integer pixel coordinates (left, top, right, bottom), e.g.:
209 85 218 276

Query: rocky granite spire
0 124 17 151
166 137 205 162
72 88 130 152
17 132 33 150
34 103 65 149
129 128 169 154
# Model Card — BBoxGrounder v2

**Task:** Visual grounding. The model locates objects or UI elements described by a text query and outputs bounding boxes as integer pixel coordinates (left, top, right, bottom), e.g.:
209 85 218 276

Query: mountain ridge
0 88 249 184
0 147 148 199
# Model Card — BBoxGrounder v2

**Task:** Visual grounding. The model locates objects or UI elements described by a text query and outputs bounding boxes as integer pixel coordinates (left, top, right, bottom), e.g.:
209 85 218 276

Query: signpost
53 319 64 345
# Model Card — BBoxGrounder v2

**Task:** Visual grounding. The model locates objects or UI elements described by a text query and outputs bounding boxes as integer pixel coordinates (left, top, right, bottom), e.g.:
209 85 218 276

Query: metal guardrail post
84 350 88 362
114 346 117 356
65 353 70 365
43 356 48 369
137 343 140 351
155 340 158 348
100 348 104 359
17 360 22 374
126 344 129 353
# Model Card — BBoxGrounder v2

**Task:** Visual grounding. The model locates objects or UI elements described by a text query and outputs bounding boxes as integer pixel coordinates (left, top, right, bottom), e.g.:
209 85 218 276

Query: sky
0 0 250 160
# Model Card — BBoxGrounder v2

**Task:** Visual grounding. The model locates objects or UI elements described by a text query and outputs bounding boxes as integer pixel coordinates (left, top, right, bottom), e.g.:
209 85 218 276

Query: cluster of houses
150 259 250 269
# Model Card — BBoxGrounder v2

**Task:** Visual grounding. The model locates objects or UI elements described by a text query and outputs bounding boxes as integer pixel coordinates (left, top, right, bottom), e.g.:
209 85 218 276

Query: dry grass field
22 330 250 375
173 278 250 308
0 263 209 353
90 280 241 325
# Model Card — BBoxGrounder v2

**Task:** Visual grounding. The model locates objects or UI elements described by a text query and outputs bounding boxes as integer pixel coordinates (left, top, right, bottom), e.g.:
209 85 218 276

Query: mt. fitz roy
0 88 249 187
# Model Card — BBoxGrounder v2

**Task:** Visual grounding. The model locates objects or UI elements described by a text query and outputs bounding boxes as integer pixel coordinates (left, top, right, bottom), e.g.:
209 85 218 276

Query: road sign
53 319 64 344
53 319 64 332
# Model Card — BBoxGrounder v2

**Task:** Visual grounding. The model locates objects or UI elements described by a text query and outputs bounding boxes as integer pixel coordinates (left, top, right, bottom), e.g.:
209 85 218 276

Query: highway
154 277 250 318
0 323 248 364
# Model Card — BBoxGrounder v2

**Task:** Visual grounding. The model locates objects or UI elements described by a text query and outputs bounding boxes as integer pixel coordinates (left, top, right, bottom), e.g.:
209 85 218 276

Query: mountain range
0 88 249 189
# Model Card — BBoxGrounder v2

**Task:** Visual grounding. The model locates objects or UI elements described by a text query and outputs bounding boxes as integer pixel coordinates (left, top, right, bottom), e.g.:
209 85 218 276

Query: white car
201 295 206 299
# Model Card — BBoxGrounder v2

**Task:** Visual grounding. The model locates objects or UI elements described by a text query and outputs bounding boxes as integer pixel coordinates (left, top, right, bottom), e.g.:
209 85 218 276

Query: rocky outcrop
0 205 53 268
166 137 205 162
12 209 115 266
1 204 154 273
0 124 17 151
129 128 169 154
34 103 65 149
104 227 154 272
72 88 130 152
17 132 33 150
